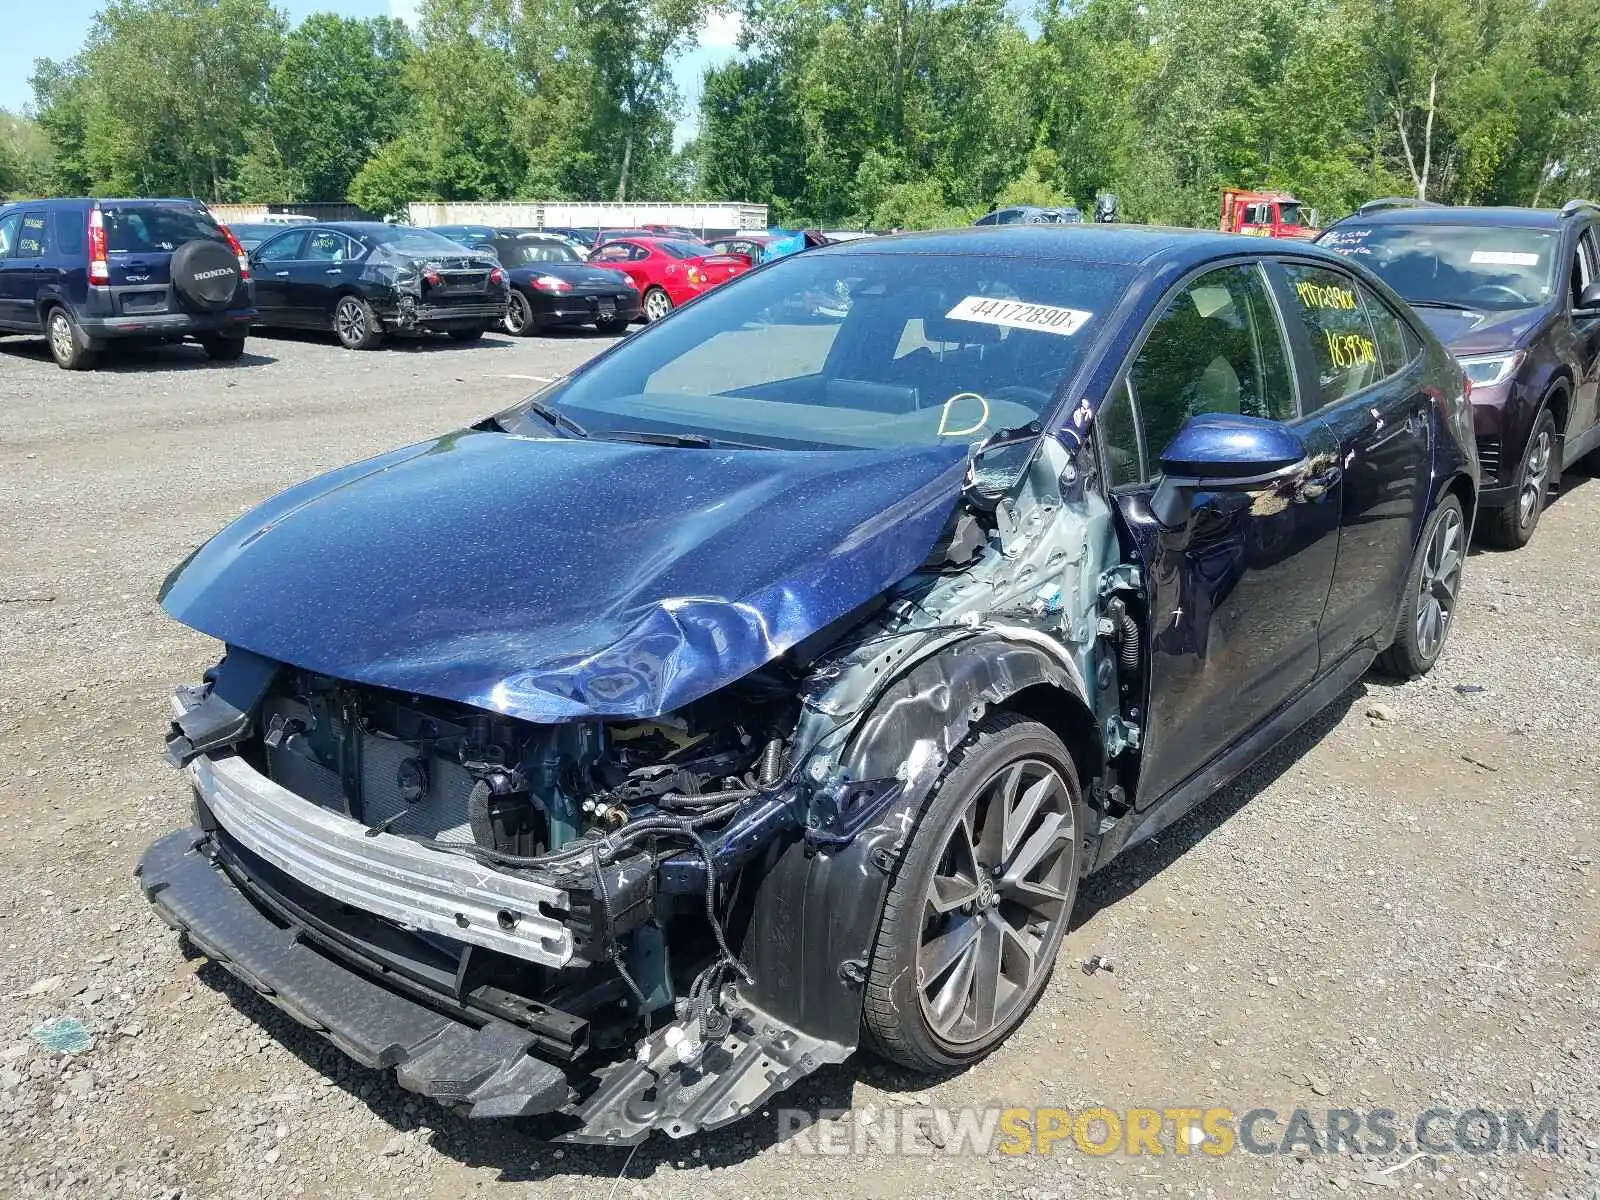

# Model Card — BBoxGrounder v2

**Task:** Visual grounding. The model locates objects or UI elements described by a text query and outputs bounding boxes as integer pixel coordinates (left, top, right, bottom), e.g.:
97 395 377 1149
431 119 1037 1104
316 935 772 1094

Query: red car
589 237 750 323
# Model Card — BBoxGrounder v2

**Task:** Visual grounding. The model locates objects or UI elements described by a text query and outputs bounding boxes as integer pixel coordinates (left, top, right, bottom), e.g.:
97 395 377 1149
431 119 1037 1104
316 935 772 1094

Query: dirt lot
0 326 1595 1200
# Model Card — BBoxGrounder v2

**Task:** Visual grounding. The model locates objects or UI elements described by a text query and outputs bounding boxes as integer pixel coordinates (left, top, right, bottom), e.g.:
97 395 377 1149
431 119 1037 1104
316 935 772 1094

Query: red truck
1220 188 1319 239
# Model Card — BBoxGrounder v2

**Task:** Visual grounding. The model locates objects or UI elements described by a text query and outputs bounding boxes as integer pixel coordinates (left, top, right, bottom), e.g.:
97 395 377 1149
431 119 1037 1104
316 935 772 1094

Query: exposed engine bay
142 435 1143 1143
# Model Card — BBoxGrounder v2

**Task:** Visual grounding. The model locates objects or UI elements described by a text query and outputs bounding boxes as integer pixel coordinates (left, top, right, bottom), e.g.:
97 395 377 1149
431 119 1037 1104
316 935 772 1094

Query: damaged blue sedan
139 225 1477 1143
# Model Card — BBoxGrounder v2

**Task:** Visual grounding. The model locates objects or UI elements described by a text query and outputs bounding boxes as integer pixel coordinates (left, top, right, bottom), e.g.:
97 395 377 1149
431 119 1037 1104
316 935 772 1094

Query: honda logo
193 267 235 281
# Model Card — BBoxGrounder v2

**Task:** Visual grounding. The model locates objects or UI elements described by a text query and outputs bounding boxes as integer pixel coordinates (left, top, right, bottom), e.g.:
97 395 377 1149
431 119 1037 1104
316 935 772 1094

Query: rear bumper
76 309 256 340
377 295 507 331
529 292 641 326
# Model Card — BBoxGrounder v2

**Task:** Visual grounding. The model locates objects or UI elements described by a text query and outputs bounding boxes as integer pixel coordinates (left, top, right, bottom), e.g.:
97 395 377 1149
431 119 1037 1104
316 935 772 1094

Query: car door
1096 260 1343 806
0 210 24 329
4 210 51 330
1273 260 1431 658
593 241 649 293
250 229 308 324
1564 226 1600 450
289 229 361 323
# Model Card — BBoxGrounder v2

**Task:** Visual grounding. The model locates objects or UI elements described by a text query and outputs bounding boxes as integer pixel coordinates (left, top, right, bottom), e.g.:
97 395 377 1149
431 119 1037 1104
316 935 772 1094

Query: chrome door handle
273 270 289 277
325 268 343 275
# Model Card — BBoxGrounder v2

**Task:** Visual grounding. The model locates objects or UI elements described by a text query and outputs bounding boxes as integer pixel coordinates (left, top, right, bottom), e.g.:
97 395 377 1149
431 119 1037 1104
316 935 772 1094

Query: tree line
3 0 1598 228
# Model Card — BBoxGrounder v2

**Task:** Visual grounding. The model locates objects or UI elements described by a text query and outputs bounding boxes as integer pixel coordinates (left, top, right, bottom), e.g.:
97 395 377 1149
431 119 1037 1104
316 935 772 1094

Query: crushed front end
138 434 1127 1143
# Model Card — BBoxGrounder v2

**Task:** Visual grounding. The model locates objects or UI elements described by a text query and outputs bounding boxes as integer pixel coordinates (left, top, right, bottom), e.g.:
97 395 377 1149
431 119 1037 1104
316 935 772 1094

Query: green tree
0 111 54 198
238 14 413 201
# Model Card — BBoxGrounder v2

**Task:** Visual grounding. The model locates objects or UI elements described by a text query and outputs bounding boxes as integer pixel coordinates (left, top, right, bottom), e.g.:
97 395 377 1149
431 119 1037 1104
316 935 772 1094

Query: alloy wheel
504 293 528 334
49 312 74 363
1415 505 1464 661
645 290 671 322
1518 429 1552 528
916 757 1076 1045
335 299 365 346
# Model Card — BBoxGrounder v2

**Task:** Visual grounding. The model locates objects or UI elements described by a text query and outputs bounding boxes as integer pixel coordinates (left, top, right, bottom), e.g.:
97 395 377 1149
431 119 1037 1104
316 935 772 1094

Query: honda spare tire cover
170 239 241 311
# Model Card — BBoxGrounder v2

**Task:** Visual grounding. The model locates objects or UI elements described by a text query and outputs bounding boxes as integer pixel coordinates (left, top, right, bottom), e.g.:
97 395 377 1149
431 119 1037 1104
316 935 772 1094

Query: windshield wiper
1407 299 1478 312
597 429 771 449
523 400 588 439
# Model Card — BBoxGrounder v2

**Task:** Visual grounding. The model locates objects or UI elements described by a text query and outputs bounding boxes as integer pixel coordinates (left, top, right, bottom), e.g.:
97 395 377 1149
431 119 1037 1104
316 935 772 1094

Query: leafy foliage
22 0 1600 225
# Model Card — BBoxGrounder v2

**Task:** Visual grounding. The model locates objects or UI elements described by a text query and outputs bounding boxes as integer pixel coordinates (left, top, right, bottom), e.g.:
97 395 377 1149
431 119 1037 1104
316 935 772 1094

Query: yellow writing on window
1296 280 1358 310
1324 328 1377 370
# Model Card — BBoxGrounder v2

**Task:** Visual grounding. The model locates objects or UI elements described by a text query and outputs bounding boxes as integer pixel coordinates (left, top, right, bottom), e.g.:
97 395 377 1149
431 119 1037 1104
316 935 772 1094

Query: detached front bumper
138 828 573 1118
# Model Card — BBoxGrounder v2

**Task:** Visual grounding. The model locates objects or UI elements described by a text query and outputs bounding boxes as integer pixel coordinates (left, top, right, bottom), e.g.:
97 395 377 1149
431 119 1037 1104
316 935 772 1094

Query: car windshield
499 249 1133 451
494 239 579 266
1278 204 1303 227
656 240 706 259
1320 223 1558 310
364 227 478 255
102 204 227 253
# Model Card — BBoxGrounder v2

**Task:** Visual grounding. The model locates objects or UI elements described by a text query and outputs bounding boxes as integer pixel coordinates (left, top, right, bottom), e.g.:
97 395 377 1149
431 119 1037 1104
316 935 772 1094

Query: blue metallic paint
1156 412 1309 476
159 430 969 722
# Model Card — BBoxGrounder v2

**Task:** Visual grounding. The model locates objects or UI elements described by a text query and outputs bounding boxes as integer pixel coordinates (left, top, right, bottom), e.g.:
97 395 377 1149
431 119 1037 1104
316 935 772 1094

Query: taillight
422 268 442 286
488 267 505 286
88 209 108 284
533 274 572 294
219 224 250 281
687 266 706 285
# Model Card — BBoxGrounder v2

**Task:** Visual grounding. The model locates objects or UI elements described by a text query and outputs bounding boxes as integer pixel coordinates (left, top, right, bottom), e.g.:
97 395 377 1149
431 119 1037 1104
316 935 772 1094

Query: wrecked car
248 223 509 349
139 226 1477 1144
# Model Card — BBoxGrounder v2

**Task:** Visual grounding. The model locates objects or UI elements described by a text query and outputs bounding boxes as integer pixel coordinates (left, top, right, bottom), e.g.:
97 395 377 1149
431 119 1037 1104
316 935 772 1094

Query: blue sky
0 0 741 145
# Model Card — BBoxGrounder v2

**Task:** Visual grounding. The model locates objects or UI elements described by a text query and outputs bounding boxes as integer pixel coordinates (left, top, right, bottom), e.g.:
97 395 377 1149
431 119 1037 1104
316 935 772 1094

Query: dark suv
0 198 255 370
1318 199 1600 547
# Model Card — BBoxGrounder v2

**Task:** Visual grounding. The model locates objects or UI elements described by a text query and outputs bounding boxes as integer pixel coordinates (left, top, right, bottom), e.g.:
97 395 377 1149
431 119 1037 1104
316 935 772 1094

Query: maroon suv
1319 199 1600 548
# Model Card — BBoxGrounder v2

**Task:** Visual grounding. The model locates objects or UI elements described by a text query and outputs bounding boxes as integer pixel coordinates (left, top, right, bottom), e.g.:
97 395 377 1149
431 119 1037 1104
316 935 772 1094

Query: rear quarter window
102 205 227 254
55 210 85 256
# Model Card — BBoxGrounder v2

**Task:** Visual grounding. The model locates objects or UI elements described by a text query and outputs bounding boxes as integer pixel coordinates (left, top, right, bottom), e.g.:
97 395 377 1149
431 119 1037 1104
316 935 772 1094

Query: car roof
811 224 1349 269
1331 205 1566 230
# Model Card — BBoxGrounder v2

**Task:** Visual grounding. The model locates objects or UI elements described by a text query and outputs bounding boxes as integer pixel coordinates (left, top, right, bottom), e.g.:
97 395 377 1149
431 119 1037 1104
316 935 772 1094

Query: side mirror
1149 413 1310 527
1577 281 1600 312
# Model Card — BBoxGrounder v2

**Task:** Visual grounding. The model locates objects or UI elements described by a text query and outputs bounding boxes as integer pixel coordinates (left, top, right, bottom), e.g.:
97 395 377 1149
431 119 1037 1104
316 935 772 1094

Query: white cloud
389 0 421 27
697 6 744 50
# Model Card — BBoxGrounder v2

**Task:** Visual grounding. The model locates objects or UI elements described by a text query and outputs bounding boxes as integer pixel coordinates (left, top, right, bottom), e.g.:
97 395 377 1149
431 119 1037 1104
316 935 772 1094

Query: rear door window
102 204 227 254
1280 263 1383 408
0 211 22 258
1356 283 1419 376
16 212 49 258
304 230 355 262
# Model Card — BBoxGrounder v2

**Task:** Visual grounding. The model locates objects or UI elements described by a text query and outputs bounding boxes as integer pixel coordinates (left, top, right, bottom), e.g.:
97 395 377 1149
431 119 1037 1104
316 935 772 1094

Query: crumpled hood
1414 305 1546 355
159 430 968 722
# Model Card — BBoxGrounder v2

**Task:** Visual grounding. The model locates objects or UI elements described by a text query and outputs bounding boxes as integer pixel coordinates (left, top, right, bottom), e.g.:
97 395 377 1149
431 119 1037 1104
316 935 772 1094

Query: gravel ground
0 326 1595 1200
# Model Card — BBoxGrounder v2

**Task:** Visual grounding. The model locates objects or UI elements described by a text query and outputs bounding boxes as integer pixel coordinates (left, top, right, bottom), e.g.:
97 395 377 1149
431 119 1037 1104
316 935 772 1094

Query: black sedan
249 223 509 350
487 233 641 335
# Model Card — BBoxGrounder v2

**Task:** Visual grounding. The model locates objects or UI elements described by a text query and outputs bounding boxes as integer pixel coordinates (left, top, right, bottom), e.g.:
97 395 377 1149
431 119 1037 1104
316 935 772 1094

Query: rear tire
45 306 96 371
199 333 247 362
333 295 383 350
1481 408 1556 550
642 287 672 323
862 713 1083 1072
447 326 486 343
1375 494 1466 679
503 290 536 337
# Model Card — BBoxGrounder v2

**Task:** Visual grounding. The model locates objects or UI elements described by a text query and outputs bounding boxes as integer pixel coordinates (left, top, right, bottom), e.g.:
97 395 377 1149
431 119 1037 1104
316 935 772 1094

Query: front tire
1481 408 1556 549
46 306 96 371
503 290 536 337
863 713 1082 1071
333 295 383 350
642 287 672 323
1375 494 1466 679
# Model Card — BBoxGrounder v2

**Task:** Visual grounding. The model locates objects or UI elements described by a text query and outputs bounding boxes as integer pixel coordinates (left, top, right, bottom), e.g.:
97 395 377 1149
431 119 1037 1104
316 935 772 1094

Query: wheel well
1444 471 1477 532
1544 380 1571 439
996 682 1103 792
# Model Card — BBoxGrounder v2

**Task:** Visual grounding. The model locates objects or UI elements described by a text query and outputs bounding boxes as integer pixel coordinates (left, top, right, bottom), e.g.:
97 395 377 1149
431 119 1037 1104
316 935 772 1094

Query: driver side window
1102 263 1298 484
255 231 307 263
